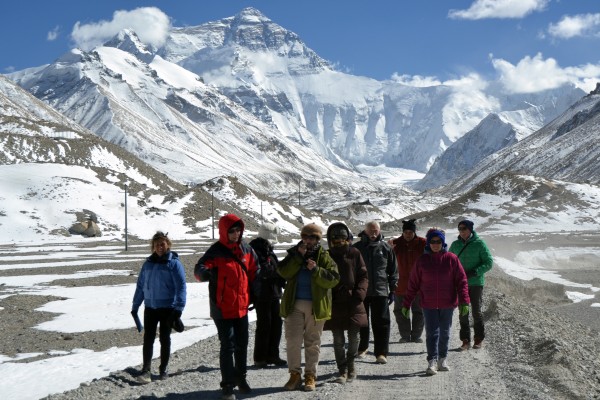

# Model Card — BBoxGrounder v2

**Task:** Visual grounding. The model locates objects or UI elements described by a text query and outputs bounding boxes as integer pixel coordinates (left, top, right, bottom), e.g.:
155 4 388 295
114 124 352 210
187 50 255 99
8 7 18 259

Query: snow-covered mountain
157 7 585 173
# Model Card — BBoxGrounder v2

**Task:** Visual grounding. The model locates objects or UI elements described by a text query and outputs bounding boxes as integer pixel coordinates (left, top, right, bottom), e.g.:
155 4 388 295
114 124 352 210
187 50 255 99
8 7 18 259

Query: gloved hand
401 307 410 319
388 292 395 306
466 269 478 278
459 304 470 317
170 309 182 319
170 309 184 333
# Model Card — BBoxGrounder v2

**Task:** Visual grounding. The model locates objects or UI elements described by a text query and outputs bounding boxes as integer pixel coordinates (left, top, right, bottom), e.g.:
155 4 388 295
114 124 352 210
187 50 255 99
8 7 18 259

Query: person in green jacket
277 223 340 392
449 220 493 351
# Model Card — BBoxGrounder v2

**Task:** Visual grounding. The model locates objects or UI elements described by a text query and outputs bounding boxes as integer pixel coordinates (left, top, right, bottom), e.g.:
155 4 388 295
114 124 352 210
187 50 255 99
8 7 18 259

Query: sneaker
412 337 424 343
334 372 347 384
438 357 450 371
304 373 316 391
473 338 484 349
283 371 302 391
136 370 151 384
399 337 411 343
356 349 368 359
459 339 471 351
236 377 251 394
221 385 236 400
375 355 387 364
426 359 438 375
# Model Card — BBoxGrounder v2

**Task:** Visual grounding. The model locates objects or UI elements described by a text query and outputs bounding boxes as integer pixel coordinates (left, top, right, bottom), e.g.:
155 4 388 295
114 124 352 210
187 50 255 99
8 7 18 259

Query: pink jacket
402 250 469 309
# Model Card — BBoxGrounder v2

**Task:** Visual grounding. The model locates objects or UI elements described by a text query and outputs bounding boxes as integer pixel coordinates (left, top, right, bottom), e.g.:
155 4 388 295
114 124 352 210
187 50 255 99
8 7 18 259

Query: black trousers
214 315 249 387
142 307 173 373
358 296 391 356
459 286 485 341
253 299 283 362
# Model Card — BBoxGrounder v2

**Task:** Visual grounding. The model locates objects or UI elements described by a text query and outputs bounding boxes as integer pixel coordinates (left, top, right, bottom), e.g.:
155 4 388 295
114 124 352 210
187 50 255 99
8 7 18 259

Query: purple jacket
402 249 469 309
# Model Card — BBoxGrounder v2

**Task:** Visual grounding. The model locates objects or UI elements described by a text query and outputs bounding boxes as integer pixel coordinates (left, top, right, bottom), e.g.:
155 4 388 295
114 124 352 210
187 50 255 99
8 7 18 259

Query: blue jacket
132 251 186 311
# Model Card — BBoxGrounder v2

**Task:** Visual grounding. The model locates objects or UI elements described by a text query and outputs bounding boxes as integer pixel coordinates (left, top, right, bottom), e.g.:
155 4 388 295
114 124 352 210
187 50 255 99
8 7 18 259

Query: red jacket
402 250 469 309
391 236 426 295
194 214 258 319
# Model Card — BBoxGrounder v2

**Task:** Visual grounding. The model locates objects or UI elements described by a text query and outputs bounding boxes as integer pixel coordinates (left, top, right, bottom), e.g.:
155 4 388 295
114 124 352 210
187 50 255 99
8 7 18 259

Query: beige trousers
284 299 325 376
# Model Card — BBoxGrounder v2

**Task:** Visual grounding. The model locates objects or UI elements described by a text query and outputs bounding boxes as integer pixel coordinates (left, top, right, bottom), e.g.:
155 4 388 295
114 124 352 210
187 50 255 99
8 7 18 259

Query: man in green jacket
449 220 493 351
277 223 340 392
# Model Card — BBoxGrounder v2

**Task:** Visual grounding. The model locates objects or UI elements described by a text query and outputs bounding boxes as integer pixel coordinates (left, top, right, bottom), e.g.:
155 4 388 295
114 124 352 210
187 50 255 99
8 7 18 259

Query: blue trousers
422 308 454 361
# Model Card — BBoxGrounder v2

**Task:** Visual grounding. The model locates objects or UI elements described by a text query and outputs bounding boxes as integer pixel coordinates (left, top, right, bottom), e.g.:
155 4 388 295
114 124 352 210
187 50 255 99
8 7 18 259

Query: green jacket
277 243 340 321
449 231 493 287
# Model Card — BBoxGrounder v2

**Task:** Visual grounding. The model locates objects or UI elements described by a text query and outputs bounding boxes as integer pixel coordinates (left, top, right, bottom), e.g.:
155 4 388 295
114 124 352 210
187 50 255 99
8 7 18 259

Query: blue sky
2 0 600 91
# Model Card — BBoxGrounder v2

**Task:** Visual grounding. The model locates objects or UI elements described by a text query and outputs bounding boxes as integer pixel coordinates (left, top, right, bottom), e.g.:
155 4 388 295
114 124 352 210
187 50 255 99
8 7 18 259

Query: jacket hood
327 222 352 247
218 214 244 246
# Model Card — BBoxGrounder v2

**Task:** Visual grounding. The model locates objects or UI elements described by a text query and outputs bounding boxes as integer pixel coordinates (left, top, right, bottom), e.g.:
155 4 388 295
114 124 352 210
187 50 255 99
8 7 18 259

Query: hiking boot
157 370 168 380
235 376 251 394
412 337 424 343
375 355 387 364
221 385 235 400
136 370 151 384
459 339 471 351
426 359 438 375
438 357 450 371
304 373 316 391
283 371 302 391
334 372 347 384
267 357 287 366
356 349 368 359
254 360 268 368
347 370 357 382
473 338 484 349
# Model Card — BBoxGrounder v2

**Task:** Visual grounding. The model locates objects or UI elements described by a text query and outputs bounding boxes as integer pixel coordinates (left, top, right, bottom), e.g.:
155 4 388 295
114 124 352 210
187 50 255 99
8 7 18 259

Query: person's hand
170 309 182 319
459 304 470 316
388 292 395 306
466 269 478 278
401 307 410 318
298 243 307 256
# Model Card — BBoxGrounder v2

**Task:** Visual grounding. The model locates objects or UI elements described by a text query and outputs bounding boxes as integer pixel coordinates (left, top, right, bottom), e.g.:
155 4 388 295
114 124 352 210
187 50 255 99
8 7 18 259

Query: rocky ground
2 240 600 399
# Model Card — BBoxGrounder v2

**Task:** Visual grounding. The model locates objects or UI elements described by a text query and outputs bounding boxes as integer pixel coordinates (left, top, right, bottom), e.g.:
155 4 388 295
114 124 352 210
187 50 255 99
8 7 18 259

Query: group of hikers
131 214 494 400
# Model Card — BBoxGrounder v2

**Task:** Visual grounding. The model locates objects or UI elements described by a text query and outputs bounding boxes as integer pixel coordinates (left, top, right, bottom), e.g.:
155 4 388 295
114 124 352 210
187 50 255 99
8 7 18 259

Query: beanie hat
301 223 323 240
426 229 446 247
458 220 474 232
402 219 417 232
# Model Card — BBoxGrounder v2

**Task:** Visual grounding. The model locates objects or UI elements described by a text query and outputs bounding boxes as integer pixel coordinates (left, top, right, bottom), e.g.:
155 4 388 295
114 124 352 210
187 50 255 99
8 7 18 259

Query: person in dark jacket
249 237 286 368
449 219 494 351
389 219 427 343
402 229 470 376
324 222 368 384
354 221 398 364
132 231 186 384
194 214 259 400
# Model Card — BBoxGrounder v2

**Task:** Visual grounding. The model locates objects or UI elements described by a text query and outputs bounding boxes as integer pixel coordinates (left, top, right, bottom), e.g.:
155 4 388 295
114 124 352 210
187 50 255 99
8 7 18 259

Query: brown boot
283 371 302 391
304 373 316 391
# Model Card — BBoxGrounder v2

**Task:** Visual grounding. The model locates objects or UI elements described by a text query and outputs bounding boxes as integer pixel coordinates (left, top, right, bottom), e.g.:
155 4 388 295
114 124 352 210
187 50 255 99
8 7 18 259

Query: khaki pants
284 299 325 376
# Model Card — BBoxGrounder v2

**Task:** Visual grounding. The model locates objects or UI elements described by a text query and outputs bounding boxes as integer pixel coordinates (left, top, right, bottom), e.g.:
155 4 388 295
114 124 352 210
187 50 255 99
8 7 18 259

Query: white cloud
390 73 442 87
449 0 549 20
548 13 600 39
70 7 171 51
491 53 600 93
47 26 60 41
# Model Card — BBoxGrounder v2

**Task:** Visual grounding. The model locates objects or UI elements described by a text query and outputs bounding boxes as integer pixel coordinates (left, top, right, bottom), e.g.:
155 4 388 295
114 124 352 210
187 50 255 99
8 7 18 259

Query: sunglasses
301 234 320 240
458 227 469 231
429 239 443 244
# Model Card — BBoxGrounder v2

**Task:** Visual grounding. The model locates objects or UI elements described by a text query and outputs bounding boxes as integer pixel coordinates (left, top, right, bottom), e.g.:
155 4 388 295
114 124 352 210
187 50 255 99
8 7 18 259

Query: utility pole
298 178 301 207
211 191 215 240
124 184 128 251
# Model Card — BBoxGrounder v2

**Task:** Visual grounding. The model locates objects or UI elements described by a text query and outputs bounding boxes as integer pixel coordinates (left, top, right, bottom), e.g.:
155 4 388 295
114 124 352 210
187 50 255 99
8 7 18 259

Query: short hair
150 231 171 251
365 221 380 230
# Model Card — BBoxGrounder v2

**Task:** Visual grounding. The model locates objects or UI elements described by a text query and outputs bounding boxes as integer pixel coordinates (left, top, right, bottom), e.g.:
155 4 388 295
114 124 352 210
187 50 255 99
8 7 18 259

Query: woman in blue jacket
132 231 186 384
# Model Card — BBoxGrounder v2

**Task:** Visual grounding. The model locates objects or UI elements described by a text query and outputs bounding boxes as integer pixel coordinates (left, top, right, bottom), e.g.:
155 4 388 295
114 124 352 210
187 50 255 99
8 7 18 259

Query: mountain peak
235 7 270 21
103 29 154 63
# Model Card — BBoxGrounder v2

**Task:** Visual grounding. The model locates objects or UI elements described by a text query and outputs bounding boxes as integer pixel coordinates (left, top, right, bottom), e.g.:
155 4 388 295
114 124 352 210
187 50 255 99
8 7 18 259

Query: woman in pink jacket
401 228 470 375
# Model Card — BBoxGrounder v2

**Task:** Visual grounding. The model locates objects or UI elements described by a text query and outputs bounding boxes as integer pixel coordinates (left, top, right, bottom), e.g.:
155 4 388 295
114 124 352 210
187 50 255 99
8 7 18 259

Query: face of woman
227 226 242 243
154 238 169 256
428 237 443 253
458 225 471 241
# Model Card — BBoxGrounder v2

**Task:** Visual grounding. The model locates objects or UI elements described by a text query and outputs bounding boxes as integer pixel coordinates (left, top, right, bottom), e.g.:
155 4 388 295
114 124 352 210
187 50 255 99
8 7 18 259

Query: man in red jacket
195 214 259 400
389 219 426 343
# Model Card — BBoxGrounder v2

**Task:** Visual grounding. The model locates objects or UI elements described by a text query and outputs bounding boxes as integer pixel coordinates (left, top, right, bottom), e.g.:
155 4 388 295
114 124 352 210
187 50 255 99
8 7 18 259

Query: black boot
236 375 251 394
221 385 235 400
